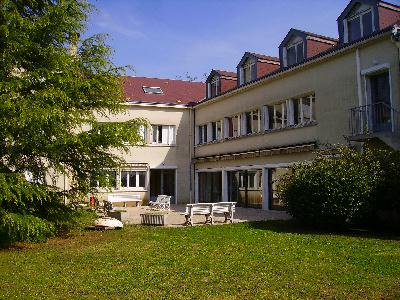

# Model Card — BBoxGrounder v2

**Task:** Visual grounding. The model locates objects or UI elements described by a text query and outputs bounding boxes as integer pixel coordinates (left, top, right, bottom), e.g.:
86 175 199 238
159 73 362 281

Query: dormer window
286 41 304 66
347 8 374 42
243 59 255 84
143 86 163 94
209 76 220 98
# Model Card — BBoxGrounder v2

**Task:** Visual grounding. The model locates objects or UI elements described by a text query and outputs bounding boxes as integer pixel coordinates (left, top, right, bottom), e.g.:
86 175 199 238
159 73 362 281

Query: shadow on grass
247 220 400 241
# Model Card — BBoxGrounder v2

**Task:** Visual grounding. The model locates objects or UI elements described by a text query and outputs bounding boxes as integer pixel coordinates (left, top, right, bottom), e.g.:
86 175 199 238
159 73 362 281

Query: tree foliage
278 144 400 230
0 0 147 243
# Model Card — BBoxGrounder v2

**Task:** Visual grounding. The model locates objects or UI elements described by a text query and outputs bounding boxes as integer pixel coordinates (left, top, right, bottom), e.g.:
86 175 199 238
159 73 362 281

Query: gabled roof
279 28 338 48
123 76 205 105
206 69 237 82
247 52 280 62
337 0 378 21
237 52 280 67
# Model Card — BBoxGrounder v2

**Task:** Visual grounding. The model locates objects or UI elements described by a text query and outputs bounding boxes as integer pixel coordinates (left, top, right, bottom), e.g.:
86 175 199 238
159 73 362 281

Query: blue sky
86 0 400 81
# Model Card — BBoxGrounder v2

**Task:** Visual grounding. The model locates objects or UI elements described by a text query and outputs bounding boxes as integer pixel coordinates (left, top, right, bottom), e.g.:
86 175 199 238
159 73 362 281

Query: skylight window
143 86 163 94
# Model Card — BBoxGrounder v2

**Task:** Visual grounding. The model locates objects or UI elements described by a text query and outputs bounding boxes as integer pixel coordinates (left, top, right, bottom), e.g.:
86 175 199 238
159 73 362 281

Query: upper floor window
210 121 223 142
143 86 163 94
198 124 208 144
152 125 176 145
224 115 241 138
243 109 261 135
286 41 304 66
347 9 373 42
263 94 316 131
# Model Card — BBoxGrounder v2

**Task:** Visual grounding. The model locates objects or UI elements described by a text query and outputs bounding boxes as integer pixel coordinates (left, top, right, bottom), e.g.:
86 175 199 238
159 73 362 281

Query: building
94 77 204 205
193 0 400 210
89 0 400 209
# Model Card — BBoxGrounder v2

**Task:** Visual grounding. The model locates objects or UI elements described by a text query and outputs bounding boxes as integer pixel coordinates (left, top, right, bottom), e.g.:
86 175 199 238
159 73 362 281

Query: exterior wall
94 105 193 205
193 34 400 209
378 6 400 29
306 39 336 58
220 78 237 93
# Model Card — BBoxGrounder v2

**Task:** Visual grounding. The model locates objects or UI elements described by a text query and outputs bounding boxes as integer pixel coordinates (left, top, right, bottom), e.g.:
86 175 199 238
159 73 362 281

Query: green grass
0 221 399 299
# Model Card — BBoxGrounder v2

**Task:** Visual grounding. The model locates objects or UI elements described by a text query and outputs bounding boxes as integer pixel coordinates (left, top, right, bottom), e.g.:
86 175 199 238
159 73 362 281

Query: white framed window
210 76 220 98
273 102 287 129
268 94 316 130
197 124 208 144
286 41 304 66
120 170 146 188
239 58 255 85
242 109 260 135
345 8 374 43
262 105 274 131
152 125 176 145
143 86 163 94
210 120 223 142
224 115 241 138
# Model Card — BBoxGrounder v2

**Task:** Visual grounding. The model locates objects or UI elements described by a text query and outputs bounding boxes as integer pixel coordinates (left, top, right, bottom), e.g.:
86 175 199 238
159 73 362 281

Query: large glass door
198 172 222 203
150 169 176 203
227 170 262 208
369 72 391 132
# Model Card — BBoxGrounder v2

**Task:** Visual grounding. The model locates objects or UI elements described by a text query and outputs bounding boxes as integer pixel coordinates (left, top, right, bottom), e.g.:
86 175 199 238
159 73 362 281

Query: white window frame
151 125 176 145
243 109 261 135
143 86 163 94
345 8 375 43
242 59 255 84
120 170 146 189
285 41 304 66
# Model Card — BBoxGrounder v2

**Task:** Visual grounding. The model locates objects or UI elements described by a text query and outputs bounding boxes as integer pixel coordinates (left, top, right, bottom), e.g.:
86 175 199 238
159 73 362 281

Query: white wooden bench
106 194 141 207
183 202 236 226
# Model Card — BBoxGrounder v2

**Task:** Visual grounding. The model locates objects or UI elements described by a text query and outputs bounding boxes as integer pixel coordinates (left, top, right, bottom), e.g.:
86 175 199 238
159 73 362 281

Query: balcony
349 102 400 149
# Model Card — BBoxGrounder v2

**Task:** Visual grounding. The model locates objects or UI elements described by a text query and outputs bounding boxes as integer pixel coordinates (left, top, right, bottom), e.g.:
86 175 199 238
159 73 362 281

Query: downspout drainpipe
356 48 363 107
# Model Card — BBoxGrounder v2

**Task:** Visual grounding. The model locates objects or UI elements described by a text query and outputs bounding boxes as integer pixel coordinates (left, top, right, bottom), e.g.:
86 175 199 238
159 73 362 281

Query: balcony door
368 71 391 132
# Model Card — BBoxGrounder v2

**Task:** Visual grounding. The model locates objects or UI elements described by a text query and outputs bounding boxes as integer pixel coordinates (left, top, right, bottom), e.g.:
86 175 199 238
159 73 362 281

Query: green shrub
278 146 381 229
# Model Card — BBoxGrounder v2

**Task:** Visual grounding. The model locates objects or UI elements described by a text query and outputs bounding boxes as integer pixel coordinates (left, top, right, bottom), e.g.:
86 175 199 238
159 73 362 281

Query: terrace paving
117 204 291 227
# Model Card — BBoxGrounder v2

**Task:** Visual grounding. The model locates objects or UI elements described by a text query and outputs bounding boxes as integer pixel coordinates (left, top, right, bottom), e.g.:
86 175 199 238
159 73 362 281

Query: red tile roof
248 52 280 62
214 70 237 78
123 76 205 105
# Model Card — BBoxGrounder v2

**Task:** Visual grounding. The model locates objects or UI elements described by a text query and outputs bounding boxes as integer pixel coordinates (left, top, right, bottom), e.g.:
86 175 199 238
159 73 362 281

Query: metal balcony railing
349 102 400 137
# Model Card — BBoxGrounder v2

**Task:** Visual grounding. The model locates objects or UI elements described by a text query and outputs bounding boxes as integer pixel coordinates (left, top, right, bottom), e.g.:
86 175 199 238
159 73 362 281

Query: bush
278 146 382 229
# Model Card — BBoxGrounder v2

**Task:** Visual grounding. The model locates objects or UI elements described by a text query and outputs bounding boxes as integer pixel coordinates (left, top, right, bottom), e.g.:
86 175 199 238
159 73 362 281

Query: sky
86 0 400 82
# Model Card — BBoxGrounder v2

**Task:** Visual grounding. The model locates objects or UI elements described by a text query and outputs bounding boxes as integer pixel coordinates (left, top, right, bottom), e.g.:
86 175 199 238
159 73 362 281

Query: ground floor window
121 170 146 188
198 172 222 203
228 169 262 209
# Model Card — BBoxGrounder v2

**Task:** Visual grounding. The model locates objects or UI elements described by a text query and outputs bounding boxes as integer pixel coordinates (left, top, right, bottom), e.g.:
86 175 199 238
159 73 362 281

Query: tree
0 0 147 243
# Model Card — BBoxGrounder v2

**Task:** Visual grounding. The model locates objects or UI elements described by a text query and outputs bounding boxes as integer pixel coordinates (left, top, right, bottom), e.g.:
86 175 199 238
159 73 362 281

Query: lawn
0 221 399 299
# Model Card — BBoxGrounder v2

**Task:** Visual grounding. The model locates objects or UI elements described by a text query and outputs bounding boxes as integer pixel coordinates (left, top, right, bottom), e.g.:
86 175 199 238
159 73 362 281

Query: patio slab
112 204 291 227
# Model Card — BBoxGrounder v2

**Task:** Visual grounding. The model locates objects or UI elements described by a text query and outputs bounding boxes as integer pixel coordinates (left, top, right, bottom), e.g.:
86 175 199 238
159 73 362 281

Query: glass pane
302 98 311 122
245 112 252 134
129 172 136 187
287 46 296 66
158 126 162 143
296 42 304 62
212 122 217 140
198 126 203 144
362 11 373 37
294 99 301 125
121 171 128 188
138 172 146 187
252 110 259 133
274 104 283 129
228 118 233 137
216 121 222 139
152 125 158 143
232 115 239 137
348 17 361 42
